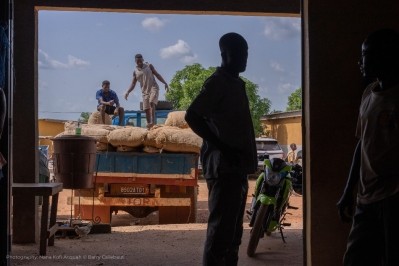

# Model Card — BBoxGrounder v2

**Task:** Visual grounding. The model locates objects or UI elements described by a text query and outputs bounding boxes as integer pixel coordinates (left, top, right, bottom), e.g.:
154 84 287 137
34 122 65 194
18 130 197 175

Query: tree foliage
286 87 302 111
79 112 91 123
166 63 271 135
166 64 215 110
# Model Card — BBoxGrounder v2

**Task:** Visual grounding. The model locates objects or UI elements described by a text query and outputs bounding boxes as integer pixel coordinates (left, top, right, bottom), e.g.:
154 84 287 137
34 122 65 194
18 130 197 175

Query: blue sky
38 11 301 121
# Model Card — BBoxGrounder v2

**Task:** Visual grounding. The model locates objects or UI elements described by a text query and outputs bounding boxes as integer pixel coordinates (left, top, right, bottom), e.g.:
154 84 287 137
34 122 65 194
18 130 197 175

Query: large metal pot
52 135 96 189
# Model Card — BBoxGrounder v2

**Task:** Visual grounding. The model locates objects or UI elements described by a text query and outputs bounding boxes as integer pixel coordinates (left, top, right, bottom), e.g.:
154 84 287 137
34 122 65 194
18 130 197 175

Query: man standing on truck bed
185 32 257 266
124 54 169 129
96 80 125 126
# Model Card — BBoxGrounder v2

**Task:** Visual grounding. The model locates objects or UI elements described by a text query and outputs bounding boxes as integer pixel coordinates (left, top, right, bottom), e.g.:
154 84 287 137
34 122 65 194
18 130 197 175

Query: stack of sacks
143 125 164 150
161 111 202 153
164 111 189 129
54 110 202 153
107 127 148 152
61 121 118 151
88 111 112 125
144 125 202 154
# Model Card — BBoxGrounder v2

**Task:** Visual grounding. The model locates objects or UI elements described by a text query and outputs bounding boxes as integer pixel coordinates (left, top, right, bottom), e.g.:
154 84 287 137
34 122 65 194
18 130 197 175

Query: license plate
110 184 150 196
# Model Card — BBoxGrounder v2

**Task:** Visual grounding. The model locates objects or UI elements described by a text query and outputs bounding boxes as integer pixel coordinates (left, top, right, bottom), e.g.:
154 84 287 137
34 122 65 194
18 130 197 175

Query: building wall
261 116 302 153
38 120 65 157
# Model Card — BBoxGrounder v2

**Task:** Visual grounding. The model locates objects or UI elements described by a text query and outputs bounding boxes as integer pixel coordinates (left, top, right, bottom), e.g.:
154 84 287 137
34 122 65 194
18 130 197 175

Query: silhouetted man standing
185 32 257 266
337 28 399 266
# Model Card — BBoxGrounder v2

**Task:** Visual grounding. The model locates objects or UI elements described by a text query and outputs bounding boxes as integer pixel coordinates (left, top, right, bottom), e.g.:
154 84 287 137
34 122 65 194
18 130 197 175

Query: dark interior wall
0 0 11 263
12 1 39 244
304 1 399 265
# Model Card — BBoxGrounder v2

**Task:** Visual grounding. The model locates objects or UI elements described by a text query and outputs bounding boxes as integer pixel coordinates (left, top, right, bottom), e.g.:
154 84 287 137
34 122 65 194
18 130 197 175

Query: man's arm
113 92 120 108
96 90 107 105
185 110 227 152
185 110 238 164
337 140 361 222
125 74 137 100
150 64 169 91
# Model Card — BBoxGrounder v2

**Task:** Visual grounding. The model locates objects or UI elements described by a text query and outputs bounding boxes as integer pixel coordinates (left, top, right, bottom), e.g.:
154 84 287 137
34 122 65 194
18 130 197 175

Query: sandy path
11 178 303 266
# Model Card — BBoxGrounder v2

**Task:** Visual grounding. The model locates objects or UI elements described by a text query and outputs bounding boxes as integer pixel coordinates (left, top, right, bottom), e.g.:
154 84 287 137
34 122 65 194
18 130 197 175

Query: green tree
286 87 302 111
241 77 271 135
79 112 91 123
166 64 271 135
166 64 215 110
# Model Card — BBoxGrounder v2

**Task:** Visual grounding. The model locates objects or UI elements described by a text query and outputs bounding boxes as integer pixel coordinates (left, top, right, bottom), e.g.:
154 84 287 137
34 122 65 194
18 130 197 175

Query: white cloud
278 83 295 94
263 18 300 41
160 40 198 64
181 54 198 64
270 61 285 72
141 17 167 31
67 55 90 68
38 49 90 70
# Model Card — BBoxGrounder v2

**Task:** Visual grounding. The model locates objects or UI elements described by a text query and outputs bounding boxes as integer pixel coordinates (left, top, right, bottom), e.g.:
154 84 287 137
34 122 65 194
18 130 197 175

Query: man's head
290 143 297 151
360 28 399 81
219 32 248 74
102 80 110 92
135 53 144 67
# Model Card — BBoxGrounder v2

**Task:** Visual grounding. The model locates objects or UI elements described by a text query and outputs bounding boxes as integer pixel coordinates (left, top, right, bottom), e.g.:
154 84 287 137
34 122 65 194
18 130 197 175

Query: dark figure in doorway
337 28 399 266
185 32 257 266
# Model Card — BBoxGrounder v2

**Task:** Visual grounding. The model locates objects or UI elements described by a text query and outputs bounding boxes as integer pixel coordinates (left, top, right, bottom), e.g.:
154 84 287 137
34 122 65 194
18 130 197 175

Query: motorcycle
290 163 303 195
246 158 296 257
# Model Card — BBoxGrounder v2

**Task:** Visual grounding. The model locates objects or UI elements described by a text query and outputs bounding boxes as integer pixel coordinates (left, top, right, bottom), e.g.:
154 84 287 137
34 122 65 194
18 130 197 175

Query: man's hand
165 84 169 92
109 100 114 106
337 191 354 223
114 107 119 115
124 91 129 100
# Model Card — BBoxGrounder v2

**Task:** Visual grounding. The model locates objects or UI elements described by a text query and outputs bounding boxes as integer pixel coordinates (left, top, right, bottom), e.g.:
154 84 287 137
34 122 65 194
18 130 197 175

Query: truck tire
158 186 198 224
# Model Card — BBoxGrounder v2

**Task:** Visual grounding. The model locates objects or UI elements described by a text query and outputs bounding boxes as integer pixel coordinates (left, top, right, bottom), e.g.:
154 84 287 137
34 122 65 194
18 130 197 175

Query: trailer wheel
158 186 198 224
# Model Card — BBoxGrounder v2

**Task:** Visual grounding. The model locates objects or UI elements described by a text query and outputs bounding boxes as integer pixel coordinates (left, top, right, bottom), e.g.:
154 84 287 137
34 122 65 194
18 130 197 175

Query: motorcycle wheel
247 204 271 257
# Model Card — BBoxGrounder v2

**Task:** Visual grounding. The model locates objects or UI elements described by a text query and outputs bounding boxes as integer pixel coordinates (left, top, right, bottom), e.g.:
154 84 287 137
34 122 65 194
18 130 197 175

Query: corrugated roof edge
261 110 302 120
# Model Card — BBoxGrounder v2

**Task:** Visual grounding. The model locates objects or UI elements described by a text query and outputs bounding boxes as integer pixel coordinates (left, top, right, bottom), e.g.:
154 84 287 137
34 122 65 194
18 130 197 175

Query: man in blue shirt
96 80 124 126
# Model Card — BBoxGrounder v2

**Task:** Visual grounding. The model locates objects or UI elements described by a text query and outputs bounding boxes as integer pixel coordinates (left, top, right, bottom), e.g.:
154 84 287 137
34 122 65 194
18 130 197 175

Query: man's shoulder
203 69 226 87
361 81 379 101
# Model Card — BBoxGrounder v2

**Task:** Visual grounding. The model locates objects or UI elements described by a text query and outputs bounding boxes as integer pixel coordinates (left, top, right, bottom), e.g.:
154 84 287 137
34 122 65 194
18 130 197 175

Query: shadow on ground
10 179 303 265
11 225 302 266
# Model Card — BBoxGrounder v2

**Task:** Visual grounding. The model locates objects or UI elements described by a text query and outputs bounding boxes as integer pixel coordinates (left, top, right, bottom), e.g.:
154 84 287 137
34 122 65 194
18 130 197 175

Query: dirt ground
11 178 303 266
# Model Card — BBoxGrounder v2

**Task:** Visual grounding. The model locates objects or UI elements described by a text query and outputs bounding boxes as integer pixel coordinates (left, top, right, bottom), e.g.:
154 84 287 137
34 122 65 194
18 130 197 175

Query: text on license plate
110 184 150 195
